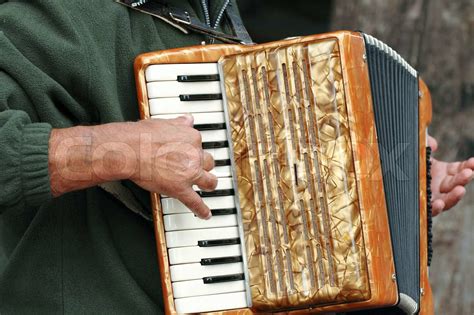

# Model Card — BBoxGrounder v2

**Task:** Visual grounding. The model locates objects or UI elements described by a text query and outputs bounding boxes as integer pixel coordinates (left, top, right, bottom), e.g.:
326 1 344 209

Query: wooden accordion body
134 31 434 314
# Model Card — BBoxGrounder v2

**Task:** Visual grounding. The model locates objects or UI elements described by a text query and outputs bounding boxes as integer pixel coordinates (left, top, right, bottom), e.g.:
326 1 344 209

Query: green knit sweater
0 1 236 313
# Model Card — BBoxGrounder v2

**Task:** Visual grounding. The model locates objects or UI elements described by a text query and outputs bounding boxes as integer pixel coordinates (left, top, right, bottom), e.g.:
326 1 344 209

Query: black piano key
203 273 244 284
201 256 243 266
193 208 237 218
214 159 231 167
202 141 228 149
210 208 237 216
194 123 227 131
198 237 241 247
177 74 220 82
179 93 222 102
197 189 234 198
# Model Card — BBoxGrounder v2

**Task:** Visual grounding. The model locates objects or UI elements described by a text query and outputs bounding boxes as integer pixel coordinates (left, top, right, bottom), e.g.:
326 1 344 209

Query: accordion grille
221 39 370 311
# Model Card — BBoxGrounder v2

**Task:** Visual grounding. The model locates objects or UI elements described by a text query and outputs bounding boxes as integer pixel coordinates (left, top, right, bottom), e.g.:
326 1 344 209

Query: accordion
134 31 434 314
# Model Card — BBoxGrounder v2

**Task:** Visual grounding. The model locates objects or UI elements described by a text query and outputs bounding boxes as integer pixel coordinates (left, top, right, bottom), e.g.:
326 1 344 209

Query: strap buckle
169 11 191 25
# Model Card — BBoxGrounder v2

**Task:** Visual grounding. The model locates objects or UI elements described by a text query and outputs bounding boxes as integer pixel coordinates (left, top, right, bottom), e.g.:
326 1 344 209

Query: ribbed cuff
21 123 53 206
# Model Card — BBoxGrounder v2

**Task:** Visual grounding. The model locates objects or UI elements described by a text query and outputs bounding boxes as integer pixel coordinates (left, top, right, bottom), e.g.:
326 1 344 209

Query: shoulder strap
224 1 253 44
116 0 253 44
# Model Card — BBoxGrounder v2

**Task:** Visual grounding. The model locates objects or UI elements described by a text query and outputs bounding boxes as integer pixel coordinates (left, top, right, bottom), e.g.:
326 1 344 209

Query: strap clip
169 10 191 25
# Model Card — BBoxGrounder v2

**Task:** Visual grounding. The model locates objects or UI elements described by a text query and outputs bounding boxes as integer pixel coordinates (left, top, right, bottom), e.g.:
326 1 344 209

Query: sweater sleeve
0 110 52 209
0 46 54 209
0 20 56 211
0 2 93 211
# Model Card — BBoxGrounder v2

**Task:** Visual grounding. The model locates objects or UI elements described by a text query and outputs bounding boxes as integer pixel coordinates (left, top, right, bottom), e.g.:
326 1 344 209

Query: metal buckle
169 11 191 25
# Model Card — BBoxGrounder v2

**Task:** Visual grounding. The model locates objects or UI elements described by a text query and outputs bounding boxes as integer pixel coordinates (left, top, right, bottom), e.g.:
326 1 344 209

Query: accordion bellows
134 31 434 314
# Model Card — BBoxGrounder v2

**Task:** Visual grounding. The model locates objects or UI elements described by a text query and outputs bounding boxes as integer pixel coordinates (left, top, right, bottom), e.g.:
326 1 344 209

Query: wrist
89 122 140 182
49 122 140 196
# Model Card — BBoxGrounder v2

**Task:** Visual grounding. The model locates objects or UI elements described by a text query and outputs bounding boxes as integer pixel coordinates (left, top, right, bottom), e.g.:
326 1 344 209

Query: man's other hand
428 136 474 216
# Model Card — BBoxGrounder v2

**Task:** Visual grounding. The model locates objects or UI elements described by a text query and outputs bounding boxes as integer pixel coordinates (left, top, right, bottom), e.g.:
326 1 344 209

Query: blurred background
239 0 473 314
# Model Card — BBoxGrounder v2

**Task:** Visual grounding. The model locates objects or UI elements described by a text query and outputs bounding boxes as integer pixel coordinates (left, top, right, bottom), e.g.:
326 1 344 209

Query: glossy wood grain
418 79 434 315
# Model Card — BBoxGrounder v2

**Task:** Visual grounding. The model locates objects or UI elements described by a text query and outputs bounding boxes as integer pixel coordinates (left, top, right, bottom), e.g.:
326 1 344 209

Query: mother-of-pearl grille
220 39 370 311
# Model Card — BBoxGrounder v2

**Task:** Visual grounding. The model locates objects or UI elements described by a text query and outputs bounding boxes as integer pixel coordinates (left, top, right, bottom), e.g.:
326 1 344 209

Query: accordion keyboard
145 63 249 313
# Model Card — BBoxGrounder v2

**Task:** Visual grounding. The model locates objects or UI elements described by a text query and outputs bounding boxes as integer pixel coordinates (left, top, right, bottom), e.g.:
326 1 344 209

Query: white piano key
168 244 241 264
193 177 233 192
172 279 245 299
151 112 225 126
170 262 243 282
147 81 221 98
205 147 230 160
166 226 239 248
210 165 231 177
201 129 227 143
149 98 223 115
145 63 218 82
162 177 233 199
162 195 235 214
174 291 248 314
164 213 237 231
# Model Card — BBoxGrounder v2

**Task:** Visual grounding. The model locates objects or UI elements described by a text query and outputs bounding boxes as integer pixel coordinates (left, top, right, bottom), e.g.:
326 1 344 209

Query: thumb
168 114 194 127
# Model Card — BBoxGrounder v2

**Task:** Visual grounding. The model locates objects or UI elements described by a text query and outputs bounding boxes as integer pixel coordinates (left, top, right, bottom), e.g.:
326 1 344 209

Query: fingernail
183 114 194 125
201 212 212 220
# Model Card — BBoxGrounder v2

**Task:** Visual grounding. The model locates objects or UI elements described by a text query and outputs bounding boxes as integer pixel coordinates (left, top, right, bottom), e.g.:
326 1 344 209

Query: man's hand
49 115 217 219
428 136 474 216
131 116 217 219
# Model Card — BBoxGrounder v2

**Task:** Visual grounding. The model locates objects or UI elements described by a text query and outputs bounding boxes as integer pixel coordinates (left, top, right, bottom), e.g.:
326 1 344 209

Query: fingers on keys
180 116 217 218
195 171 218 192
178 159 217 219
167 114 194 126
178 188 213 220
185 152 218 218
202 151 215 171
